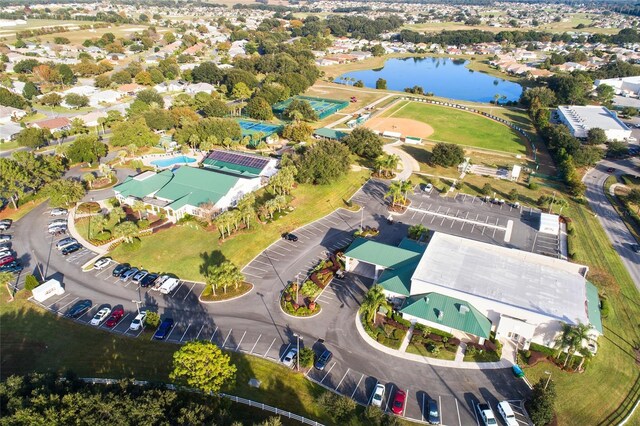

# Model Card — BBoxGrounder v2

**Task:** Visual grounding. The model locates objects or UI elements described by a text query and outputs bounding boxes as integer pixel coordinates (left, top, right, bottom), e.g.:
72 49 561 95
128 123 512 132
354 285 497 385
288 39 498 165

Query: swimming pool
151 155 197 168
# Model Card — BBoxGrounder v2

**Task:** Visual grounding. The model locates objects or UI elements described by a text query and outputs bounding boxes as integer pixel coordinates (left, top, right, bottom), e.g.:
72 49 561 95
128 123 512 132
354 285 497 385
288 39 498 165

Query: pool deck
140 150 205 170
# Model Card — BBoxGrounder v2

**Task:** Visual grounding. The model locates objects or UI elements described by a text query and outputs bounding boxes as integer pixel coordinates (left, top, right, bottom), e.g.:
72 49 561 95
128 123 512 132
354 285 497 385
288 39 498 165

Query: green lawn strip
405 343 456 361
381 101 527 155
604 178 640 244
110 170 370 280
462 351 500 363
523 201 640 426
0 140 19 151
0 196 48 222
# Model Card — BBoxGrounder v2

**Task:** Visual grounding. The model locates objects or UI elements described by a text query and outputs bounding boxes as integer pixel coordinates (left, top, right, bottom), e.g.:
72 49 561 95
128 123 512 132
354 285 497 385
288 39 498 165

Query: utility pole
31 249 45 281
549 191 556 214
293 333 303 372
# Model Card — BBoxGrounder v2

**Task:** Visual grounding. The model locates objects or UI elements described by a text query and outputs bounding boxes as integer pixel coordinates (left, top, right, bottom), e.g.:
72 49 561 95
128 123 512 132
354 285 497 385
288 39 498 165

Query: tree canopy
16 127 49 149
110 118 159 148
295 139 351 184
44 178 86 207
66 135 108 165
431 142 465 167
283 99 317 122
343 127 383 159
245 96 273 121
169 340 237 394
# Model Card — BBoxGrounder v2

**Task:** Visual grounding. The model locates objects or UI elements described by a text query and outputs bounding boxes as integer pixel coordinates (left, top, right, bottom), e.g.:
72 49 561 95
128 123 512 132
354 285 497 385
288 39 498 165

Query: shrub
144 311 160 328
429 328 454 339
106 197 120 208
316 392 357 423
301 280 320 297
93 230 112 242
529 342 555 357
297 347 314 368
391 313 411 328
137 219 150 230
24 275 40 291
528 181 539 190
599 297 610 318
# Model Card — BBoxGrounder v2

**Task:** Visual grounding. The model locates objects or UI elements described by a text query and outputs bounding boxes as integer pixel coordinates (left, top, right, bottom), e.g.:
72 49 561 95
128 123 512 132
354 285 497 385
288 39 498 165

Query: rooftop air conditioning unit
459 305 470 314
437 310 444 320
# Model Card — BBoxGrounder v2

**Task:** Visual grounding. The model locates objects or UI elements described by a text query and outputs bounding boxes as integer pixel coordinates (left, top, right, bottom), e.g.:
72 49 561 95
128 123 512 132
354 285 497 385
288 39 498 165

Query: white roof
0 122 22 140
558 105 629 132
539 213 560 235
411 232 590 324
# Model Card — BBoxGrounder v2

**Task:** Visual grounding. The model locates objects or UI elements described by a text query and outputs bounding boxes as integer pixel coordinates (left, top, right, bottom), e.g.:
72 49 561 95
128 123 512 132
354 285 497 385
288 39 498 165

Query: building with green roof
113 164 264 222
343 232 603 349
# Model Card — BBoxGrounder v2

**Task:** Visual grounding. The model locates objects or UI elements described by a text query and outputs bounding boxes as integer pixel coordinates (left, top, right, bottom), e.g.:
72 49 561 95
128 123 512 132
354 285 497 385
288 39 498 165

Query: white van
159 277 180 294
497 401 517 426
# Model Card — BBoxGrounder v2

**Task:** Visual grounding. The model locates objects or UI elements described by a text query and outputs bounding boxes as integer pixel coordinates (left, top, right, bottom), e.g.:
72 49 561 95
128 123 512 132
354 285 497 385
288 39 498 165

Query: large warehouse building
595 76 640 97
344 232 602 350
557 105 631 141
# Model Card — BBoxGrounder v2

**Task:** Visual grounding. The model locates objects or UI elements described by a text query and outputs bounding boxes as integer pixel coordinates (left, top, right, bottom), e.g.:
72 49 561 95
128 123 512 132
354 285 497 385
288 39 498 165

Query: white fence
79 378 323 426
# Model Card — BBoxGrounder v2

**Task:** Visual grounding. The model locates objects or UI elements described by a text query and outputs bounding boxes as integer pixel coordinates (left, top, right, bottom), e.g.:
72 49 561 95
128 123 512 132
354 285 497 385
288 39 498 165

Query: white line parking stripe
456 397 462 426
263 338 276 358
47 293 70 308
243 271 262 278
335 368 350 391
320 362 336 383
57 297 79 313
180 324 191 342
280 344 291 362
351 374 364 398
250 334 261 354
402 389 408 417
222 329 232 348
245 265 268 272
165 324 177 341
251 259 272 267
236 331 246 351
182 283 196 301
195 324 205 340
210 326 218 342
385 385 395 413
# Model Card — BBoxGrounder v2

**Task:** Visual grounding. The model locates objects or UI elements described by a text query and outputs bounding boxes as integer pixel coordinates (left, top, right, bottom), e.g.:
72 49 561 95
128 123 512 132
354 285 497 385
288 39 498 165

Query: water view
337 57 523 103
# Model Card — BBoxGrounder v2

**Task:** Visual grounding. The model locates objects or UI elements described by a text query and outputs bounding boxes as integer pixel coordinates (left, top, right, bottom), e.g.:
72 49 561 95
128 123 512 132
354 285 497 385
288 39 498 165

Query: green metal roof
377 261 417 297
344 238 422 269
400 292 492 339
201 159 262 178
155 167 239 210
585 281 603 334
313 128 347 140
114 170 173 198
397 238 426 254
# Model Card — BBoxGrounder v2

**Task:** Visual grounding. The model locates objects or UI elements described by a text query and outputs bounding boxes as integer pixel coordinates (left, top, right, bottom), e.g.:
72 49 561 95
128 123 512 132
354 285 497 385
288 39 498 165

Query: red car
391 389 406 415
105 307 125 328
0 255 16 266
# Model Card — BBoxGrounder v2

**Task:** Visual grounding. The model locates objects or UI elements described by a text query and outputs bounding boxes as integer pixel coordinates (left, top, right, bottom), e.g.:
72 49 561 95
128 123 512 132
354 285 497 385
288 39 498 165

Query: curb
198 283 254 304
278 297 323 319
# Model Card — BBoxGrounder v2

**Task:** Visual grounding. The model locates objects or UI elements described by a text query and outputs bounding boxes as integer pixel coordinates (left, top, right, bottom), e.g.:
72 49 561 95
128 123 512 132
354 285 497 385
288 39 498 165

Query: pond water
337 57 523 103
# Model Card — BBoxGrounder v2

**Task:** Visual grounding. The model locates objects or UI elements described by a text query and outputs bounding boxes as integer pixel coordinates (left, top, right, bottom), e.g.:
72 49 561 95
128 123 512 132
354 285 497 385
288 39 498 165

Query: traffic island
199 281 253 303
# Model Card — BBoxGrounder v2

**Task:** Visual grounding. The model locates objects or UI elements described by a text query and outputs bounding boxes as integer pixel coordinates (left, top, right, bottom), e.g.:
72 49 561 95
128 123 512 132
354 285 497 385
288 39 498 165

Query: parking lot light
293 333 303 372
544 371 552 390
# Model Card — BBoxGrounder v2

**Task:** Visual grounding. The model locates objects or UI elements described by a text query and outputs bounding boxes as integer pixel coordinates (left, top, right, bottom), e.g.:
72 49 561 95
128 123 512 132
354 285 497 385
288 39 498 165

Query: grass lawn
34 104 94 114
522 200 640 426
0 140 19 151
0 196 48 222
406 343 456 361
110 170 370 281
463 351 500 363
305 84 390 117
383 101 527 155
36 24 154 45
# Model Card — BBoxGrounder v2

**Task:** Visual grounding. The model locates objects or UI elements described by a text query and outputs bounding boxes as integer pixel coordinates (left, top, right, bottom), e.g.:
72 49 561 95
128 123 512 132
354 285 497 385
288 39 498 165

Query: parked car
131 270 148 284
0 247 12 257
50 208 68 216
0 241 11 250
153 318 174 340
67 299 92 318
0 222 10 231
61 243 82 255
158 277 180 295
282 348 298 368
56 237 77 250
497 401 517 426
105 307 125 328
427 398 440 425
140 273 159 288
93 257 112 270
0 255 16 266
314 349 333 370
476 402 497 426
391 389 406 415
48 219 67 228
424 183 433 193
0 234 12 243
90 307 111 326
632 244 640 254
0 261 23 273
371 383 385 407
129 311 147 331
607 167 616 173
120 267 139 282
48 226 67 235
0 219 12 226
112 263 131 277
282 233 298 242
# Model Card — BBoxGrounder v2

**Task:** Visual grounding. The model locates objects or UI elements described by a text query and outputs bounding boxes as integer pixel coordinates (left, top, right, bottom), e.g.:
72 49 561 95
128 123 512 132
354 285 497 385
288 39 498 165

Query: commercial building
595 76 640 97
557 105 631 141
344 232 602 349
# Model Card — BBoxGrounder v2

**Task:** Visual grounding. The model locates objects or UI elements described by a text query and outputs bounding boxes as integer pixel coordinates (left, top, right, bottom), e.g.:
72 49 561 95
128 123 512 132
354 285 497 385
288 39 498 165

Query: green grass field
383 101 527 155
110 170 369 281
0 140 19 151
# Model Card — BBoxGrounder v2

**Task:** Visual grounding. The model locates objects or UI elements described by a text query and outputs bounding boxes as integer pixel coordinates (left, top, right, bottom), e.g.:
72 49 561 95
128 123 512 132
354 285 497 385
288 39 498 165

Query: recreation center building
344 232 602 350
557 105 631 141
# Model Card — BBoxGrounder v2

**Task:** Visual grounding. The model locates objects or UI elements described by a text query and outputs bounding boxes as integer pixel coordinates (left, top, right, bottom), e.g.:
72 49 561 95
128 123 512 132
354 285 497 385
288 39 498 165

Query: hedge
529 342 555 357
24 275 40 291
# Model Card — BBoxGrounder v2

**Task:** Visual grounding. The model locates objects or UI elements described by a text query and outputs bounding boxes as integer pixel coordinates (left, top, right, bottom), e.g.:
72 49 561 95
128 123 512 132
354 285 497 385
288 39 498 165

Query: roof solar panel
207 150 270 170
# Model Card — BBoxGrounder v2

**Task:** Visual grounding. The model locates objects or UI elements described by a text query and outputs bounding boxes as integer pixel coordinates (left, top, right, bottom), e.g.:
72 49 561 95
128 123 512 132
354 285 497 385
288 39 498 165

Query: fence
78 378 324 426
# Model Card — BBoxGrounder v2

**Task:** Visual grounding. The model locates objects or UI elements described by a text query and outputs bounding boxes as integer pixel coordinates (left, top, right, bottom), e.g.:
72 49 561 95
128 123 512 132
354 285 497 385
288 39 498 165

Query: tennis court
272 96 349 120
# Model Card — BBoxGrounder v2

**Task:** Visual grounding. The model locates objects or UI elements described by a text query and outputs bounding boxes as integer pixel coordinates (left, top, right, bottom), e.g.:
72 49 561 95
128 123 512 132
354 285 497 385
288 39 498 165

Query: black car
632 244 640 254
283 233 298 242
61 243 82 255
66 299 92 318
314 349 333 370
153 318 174 340
140 273 159 288
0 261 22 273
112 263 131 277
427 398 440 425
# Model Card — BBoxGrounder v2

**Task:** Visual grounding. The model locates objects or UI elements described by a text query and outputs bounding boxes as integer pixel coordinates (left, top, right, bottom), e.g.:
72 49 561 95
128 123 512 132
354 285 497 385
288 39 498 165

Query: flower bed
388 199 411 214
463 339 503 362
408 331 459 360
90 175 118 190
200 281 252 302
361 313 407 350
354 226 379 238
77 202 102 214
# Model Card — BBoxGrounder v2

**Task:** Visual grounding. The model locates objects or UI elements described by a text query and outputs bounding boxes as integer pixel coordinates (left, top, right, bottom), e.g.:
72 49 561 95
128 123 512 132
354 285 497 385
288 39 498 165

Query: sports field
372 100 527 155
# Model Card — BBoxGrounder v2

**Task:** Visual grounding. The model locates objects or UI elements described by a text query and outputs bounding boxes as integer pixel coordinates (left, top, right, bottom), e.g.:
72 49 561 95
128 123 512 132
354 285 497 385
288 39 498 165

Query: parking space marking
336 369 351 392
222 329 233 348
180 324 191 342
210 326 218 342
274 245 292 252
182 282 196 301
367 381 379 405
250 334 261 354
164 323 177 341
236 331 246 351
266 249 287 257
421 393 425 422
320 362 336 383
455 397 462 426
279 344 291 362
385 385 395 413
251 259 272 267
402 389 408 417
439 396 443 425
195 324 205 340
245 264 268 272
243 271 262 278
47 293 71 308
116 313 131 330
351 374 364 398
57 296 79 313
263 337 276 358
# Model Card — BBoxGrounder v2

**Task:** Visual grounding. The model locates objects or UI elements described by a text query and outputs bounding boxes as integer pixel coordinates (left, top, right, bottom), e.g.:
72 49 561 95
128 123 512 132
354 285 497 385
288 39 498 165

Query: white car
282 348 298 368
93 257 112 270
371 383 385 407
90 307 111 326
424 183 433 193
48 219 67 228
56 237 77 250
129 311 147 331
497 402 517 426
50 208 68 216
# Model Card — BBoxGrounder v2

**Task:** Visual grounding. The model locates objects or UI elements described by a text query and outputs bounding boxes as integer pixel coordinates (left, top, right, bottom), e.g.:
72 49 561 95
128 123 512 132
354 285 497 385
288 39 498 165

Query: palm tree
99 163 114 179
554 322 574 360
113 221 139 244
361 285 388 324
132 200 146 220
567 322 593 369
385 181 403 207
0 271 13 287
399 180 413 204
207 261 244 294
374 156 386 176
384 154 400 175
89 215 107 238
576 347 593 372
82 172 95 189
109 206 126 223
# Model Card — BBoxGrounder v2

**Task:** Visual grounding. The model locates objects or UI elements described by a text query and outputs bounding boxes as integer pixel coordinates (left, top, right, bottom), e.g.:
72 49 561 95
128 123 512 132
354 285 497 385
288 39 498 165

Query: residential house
31 117 71 133
0 106 26 124
0 122 23 142
89 89 122 107
117 83 143 96
185 82 216 95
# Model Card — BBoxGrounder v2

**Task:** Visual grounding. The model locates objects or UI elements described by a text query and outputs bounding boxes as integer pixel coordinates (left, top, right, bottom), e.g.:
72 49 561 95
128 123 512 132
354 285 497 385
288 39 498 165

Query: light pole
544 371 552 390
131 299 142 314
293 333 303 372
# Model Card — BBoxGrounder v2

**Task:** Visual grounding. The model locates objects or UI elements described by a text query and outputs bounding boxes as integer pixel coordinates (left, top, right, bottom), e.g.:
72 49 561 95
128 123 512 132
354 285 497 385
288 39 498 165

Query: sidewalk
67 206 108 255
354 314 512 370
383 141 419 181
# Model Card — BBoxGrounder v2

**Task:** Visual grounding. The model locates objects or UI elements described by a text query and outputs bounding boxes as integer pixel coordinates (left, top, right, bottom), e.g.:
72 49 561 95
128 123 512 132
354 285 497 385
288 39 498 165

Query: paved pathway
398 324 414 352
383 141 420 181
67 206 107 255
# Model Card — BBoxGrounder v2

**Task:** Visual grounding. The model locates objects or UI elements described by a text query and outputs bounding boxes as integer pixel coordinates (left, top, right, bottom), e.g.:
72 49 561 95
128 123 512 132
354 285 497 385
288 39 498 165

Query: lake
337 57 523 103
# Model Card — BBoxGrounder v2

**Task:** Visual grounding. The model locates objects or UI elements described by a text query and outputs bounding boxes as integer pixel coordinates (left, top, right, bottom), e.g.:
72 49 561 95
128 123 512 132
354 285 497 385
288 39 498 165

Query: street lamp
293 333 303 372
544 371 552 390
131 299 143 314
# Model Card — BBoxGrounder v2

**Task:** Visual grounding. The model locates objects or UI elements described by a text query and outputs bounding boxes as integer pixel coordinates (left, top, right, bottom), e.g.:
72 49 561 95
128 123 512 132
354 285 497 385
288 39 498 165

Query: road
583 157 640 290
9 179 532 425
